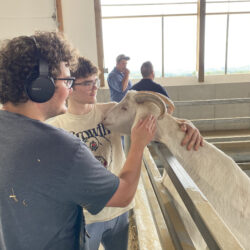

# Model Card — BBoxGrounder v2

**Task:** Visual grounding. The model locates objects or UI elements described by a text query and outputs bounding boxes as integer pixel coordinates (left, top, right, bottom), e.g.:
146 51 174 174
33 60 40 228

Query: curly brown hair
71 56 99 80
0 31 78 104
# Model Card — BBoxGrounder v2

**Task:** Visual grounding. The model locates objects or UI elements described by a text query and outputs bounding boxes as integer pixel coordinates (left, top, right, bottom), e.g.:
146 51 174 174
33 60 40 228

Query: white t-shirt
48 103 134 224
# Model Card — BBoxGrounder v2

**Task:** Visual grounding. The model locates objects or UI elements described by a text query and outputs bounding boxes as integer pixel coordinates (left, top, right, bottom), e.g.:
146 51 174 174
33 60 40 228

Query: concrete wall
97 74 250 101
97 78 250 131
61 0 98 64
0 0 98 64
0 0 56 39
0 0 98 108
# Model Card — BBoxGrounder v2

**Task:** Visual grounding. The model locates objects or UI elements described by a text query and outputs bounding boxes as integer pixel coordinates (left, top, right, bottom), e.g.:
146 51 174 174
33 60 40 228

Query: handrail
143 148 194 249
149 142 243 249
132 178 163 250
174 97 250 106
140 161 175 249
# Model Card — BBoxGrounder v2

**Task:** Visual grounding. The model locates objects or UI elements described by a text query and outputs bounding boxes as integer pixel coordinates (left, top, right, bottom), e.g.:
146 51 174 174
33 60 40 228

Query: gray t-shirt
0 110 119 250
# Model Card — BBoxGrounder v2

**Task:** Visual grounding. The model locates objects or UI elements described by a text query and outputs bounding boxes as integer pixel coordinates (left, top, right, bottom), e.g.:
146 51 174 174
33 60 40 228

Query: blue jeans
86 212 129 250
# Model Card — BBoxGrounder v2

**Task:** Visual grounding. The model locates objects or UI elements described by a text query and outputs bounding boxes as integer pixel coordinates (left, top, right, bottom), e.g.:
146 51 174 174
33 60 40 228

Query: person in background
107 54 132 102
131 61 169 98
130 61 204 149
0 32 156 250
130 61 174 114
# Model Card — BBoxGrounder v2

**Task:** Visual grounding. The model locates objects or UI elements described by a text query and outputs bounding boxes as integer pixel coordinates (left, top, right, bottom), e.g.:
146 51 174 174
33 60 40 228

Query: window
102 17 162 79
164 16 197 77
205 15 227 75
100 1 250 80
101 1 197 78
227 14 250 74
101 0 197 17
205 0 250 75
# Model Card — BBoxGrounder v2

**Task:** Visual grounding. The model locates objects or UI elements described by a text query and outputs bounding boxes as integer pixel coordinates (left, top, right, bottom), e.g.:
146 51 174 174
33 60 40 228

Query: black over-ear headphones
25 36 55 103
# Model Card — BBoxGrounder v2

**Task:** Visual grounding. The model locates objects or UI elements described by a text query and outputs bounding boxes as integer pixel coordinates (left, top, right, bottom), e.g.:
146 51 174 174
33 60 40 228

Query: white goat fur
103 91 250 249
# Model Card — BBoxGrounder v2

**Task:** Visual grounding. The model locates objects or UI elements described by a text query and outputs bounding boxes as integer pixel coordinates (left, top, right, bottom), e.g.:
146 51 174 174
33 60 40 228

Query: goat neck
155 113 250 249
155 113 184 146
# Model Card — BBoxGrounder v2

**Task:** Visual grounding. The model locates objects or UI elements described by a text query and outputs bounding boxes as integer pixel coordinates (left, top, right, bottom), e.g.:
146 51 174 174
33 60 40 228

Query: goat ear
136 91 175 113
134 92 166 119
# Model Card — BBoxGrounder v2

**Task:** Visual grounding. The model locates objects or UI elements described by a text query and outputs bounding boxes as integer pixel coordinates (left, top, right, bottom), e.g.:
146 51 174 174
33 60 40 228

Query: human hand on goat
131 114 156 149
178 120 204 151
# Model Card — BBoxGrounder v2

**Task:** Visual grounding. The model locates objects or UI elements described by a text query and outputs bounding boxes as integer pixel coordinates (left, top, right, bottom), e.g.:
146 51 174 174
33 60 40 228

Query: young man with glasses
54 77 76 89
49 56 204 250
0 33 157 250
49 56 133 250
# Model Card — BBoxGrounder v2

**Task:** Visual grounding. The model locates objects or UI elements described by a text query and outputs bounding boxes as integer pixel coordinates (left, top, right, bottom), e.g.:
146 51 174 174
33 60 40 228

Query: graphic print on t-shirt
71 123 112 169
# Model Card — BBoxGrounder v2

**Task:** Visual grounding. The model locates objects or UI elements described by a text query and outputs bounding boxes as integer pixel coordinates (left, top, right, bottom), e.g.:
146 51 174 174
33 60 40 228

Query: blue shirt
130 78 169 98
107 67 132 102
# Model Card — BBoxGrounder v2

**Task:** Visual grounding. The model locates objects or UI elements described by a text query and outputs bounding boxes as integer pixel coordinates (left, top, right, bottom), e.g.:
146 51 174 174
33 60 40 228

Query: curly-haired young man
0 32 157 250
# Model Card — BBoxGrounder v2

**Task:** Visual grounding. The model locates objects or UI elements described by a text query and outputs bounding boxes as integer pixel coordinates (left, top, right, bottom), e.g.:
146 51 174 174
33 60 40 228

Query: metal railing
142 143 243 249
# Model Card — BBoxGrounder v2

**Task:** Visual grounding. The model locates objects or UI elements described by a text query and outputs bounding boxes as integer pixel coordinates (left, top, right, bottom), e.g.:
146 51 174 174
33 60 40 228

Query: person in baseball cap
107 54 132 102
116 54 130 64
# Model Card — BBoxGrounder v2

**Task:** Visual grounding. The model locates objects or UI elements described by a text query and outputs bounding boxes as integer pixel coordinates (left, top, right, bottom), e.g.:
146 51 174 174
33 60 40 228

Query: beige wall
61 0 98 65
0 0 56 39
0 0 98 64
0 0 98 108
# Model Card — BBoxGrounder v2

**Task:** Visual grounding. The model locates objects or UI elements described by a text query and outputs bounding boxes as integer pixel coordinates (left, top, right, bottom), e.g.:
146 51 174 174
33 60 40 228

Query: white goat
103 90 250 249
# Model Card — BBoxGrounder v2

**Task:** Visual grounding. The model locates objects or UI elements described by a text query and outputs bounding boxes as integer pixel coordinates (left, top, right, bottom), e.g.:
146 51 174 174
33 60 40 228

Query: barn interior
1 1 250 249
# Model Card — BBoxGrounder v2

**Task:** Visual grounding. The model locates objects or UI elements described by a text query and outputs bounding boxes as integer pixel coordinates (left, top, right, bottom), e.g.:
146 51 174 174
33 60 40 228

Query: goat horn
134 92 166 119
137 91 175 113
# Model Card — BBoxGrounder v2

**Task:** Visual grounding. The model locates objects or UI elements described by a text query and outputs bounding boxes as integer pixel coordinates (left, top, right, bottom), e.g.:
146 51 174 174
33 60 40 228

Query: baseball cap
116 54 130 63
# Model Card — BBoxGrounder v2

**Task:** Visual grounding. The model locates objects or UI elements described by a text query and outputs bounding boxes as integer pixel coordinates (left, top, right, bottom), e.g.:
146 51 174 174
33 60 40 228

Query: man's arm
177 119 204 151
106 115 156 207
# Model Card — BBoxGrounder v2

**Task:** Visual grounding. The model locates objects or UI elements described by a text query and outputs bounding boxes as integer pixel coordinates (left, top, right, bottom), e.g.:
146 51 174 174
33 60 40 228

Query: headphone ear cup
26 76 55 103
26 37 55 103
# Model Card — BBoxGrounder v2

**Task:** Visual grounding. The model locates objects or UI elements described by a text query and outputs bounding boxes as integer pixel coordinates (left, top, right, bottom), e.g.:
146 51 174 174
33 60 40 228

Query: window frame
95 0 250 86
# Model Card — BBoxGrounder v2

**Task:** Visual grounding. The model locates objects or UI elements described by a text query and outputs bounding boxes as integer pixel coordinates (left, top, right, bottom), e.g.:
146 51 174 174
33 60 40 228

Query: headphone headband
31 37 48 76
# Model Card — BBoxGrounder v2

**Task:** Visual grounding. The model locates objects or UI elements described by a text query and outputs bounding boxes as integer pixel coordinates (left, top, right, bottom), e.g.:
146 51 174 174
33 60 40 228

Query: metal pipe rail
173 97 250 130
174 97 250 107
142 149 192 250
143 142 243 249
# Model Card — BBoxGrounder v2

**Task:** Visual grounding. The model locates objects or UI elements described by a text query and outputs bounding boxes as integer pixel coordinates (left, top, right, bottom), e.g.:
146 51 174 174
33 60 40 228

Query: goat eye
121 107 127 111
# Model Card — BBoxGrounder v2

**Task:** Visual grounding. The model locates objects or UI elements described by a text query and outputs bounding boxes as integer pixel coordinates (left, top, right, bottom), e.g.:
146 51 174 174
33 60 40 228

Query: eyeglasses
73 78 100 88
54 77 76 89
